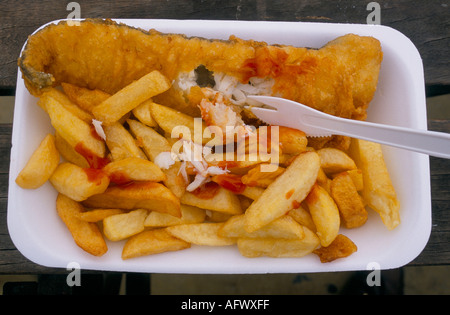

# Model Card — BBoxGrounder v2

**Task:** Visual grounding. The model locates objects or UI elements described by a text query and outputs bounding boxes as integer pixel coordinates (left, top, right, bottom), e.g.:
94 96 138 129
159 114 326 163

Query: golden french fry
82 181 181 218
38 88 94 123
241 164 285 188
103 122 147 161
181 187 242 215
127 119 188 197
132 99 158 127
207 158 263 175
61 82 110 113
122 228 190 260
56 193 107 256
144 204 206 227
76 208 125 222
205 211 233 222
160 161 187 198
166 222 236 246
348 138 400 230
150 102 206 145
103 209 148 241
316 167 328 184
316 167 332 194
103 157 166 184
244 151 320 233
127 119 172 161
317 147 357 175
15 134 60 189
42 94 106 159
288 205 317 233
278 126 308 155
54 132 90 168
92 70 171 124
219 214 305 239
330 172 368 229
341 169 364 191
50 162 110 201
237 227 319 258
239 185 264 200
305 184 340 247
313 234 357 263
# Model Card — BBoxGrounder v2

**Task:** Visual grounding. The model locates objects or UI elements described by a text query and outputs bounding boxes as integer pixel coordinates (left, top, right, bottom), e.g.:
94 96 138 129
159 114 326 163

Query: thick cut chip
82 181 181 217
50 162 110 201
330 172 368 229
54 132 90 168
103 209 148 241
159 161 187 198
42 94 106 158
348 139 400 230
56 193 107 256
219 214 305 239
38 88 94 122
92 70 171 124
122 228 190 260
288 206 317 233
132 99 158 127
150 102 209 145
206 211 233 223
305 184 340 247
127 119 172 161
103 157 166 184
144 204 205 227
237 227 320 258
313 234 357 263
127 119 187 196
317 147 356 175
342 169 364 191
103 122 147 161
239 186 264 200
166 222 236 246
316 167 332 193
61 82 111 113
76 208 125 222
16 134 60 189
278 126 308 155
244 151 320 233
241 164 285 188
181 187 242 215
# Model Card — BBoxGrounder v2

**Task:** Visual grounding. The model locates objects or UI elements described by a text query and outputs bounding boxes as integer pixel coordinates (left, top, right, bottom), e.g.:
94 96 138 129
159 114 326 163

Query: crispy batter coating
18 19 382 147
313 234 357 263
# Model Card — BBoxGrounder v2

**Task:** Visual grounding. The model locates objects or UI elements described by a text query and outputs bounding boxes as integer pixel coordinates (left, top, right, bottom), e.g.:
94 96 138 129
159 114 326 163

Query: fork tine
249 107 279 125
247 95 285 110
247 95 333 136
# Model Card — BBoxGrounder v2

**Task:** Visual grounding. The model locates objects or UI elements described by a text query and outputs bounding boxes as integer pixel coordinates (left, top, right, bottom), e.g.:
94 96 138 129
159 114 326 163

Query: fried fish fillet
18 19 382 140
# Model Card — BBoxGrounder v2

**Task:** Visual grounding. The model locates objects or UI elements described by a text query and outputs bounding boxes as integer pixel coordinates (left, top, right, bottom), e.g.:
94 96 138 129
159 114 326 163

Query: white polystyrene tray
8 19 431 273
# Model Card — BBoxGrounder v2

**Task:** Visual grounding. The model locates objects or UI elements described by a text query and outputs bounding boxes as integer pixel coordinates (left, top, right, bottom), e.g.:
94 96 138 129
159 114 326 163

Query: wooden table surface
0 0 448 274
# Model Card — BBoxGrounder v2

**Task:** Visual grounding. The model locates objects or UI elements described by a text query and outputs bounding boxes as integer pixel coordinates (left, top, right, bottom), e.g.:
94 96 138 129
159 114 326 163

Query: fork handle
306 114 450 159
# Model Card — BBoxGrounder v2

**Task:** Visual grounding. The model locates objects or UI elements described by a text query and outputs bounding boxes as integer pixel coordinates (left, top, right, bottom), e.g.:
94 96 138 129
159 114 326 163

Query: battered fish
18 19 383 148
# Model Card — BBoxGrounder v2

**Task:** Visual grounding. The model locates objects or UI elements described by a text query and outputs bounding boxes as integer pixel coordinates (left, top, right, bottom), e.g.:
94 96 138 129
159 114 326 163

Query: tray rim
8 18 431 274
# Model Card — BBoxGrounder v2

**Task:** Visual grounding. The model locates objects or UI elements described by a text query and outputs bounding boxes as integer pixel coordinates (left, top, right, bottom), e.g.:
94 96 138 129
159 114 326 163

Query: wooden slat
0 121 449 273
0 0 449 92
410 120 450 266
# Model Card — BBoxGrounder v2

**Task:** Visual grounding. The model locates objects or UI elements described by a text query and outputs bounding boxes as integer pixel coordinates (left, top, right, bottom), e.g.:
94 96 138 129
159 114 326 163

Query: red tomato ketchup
212 173 246 194
191 181 221 199
75 142 110 169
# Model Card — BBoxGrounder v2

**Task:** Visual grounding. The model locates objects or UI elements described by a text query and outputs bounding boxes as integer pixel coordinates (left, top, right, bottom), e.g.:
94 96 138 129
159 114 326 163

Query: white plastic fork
247 95 450 159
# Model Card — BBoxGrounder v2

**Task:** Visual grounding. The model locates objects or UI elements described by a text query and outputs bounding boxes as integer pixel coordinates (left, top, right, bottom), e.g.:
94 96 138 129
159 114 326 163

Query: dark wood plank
0 124 66 274
410 120 450 266
1 0 449 93
0 121 449 273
